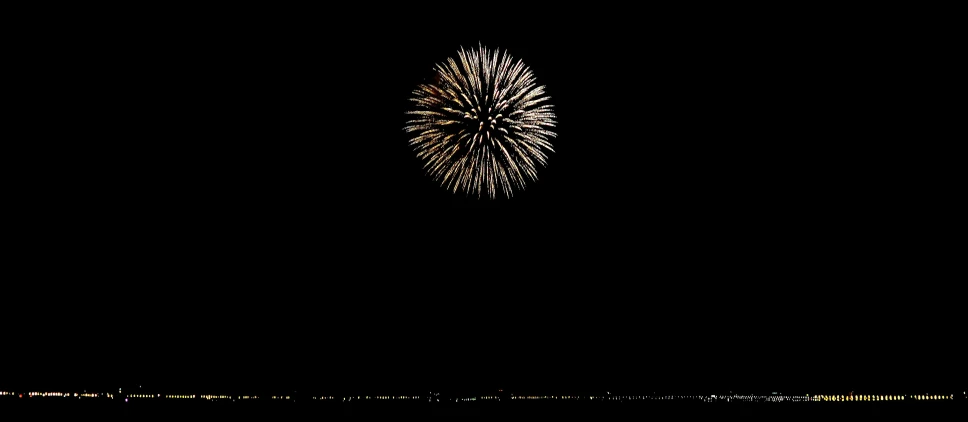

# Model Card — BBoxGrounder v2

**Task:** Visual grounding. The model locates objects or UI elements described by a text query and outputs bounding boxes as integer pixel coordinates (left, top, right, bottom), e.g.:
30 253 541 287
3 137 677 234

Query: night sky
8 6 961 396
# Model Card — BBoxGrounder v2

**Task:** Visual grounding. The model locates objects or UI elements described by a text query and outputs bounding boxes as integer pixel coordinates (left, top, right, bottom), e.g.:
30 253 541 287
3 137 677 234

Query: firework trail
405 44 556 199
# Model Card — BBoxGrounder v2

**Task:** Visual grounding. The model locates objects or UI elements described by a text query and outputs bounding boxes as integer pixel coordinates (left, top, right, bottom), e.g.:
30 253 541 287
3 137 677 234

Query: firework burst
405 44 556 199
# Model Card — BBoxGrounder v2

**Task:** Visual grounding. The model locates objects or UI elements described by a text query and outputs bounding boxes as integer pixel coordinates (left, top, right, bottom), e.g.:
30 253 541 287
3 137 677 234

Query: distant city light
2 390 961 404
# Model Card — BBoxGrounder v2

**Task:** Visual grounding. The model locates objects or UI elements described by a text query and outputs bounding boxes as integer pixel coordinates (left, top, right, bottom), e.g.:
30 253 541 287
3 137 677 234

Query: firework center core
467 104 505 135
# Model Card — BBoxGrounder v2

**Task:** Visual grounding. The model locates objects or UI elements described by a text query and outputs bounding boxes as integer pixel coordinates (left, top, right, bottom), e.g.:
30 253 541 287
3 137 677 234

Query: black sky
7 6 962 396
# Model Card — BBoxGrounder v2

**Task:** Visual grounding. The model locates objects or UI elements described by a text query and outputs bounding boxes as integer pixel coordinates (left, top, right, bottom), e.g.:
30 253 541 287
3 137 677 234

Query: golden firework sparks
405 44 556 199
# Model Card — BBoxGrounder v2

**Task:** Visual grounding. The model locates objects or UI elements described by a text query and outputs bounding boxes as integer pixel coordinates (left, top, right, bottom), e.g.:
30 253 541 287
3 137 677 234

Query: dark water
1 399 963 420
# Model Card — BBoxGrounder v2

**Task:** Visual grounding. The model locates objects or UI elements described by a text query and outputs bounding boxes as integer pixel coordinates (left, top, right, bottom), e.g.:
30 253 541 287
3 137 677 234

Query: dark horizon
2 388 964 398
